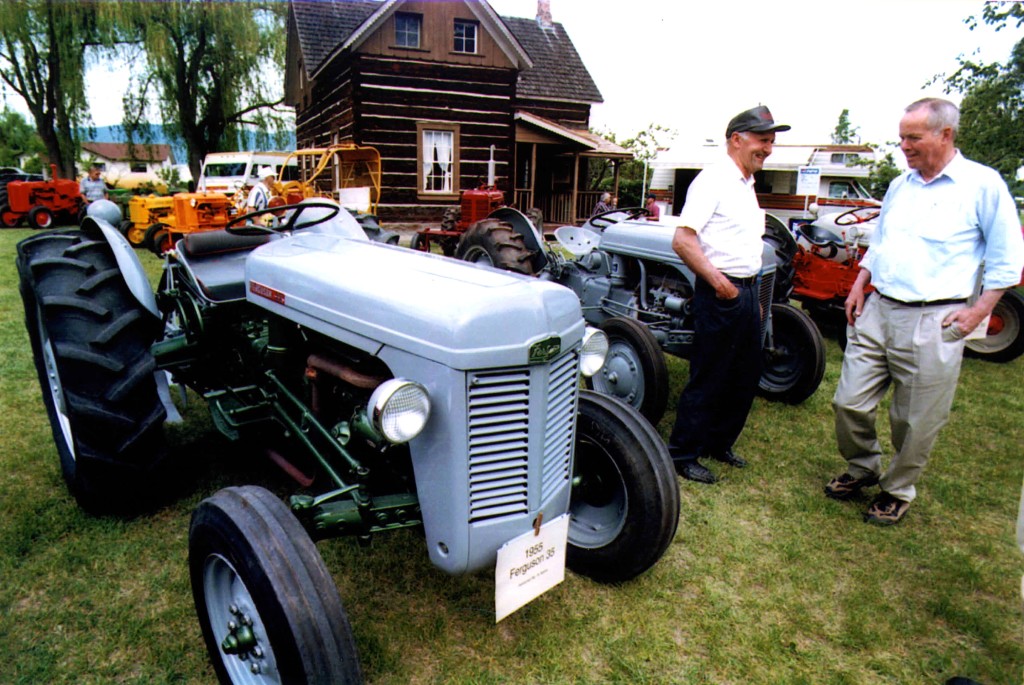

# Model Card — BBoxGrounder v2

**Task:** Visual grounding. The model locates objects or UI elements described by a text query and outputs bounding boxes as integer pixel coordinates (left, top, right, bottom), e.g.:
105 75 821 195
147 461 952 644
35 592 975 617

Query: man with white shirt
668 105 789 484
825 97 1024 525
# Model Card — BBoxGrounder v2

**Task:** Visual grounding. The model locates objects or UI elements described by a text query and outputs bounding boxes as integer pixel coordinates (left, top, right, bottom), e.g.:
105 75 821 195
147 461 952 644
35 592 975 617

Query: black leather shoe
676 461 717 484
709 449 747 468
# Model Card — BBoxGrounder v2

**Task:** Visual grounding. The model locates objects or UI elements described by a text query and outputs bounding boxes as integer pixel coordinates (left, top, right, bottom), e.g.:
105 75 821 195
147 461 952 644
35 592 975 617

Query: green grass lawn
1 227 1021 684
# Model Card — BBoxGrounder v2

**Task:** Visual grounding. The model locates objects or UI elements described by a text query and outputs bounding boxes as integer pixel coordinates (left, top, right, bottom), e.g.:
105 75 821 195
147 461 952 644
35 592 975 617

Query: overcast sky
4 0 1019 155
487 0 1021 150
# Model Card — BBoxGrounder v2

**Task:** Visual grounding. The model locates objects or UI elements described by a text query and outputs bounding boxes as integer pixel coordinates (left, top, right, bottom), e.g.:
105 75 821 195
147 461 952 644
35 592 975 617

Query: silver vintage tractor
455 207 827 424
16 199 680 685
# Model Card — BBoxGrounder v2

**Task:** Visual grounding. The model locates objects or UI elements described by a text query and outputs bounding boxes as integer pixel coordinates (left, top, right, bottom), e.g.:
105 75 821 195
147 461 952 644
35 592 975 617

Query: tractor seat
797 223 844 247
178 230 274 301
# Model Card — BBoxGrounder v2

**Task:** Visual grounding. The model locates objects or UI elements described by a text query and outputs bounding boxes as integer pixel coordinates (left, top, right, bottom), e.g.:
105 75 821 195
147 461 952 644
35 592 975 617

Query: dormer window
395 12 421 48
454 19 477 53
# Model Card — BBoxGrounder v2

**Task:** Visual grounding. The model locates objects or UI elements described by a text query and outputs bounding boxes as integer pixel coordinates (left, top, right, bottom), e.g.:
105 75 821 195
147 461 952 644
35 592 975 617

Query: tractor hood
598 221 682 263
245 232 584 370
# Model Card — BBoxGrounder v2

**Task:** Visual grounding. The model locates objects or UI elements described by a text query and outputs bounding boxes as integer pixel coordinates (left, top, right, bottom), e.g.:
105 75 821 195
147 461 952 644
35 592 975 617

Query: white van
198 151 299 193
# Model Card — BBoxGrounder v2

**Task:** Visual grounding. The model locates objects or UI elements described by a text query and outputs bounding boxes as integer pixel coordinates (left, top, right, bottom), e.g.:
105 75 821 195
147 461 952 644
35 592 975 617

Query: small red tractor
408 186 506 255
0 164 84 229
767 207 1024 363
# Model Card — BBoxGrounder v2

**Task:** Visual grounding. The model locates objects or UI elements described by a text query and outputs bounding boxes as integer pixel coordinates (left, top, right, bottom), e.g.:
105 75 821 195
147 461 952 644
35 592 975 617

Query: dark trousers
669 277 763 463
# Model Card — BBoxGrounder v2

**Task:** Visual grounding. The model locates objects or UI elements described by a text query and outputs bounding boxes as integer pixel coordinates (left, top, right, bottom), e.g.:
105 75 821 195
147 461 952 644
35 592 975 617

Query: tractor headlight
369 379 431 444
579 327 608 378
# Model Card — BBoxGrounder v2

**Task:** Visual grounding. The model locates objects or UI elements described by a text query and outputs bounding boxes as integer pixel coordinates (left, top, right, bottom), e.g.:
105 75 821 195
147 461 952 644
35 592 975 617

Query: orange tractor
121 191 235 254
0 164 83 229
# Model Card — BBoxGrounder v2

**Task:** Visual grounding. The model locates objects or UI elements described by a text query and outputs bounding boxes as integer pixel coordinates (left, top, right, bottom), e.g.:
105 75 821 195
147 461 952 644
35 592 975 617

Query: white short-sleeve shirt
673 158 765 278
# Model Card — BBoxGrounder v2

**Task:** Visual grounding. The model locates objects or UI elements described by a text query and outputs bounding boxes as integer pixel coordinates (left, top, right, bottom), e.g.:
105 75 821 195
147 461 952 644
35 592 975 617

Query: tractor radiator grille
759 271 776 343
540 352 578 502
466 352 578 523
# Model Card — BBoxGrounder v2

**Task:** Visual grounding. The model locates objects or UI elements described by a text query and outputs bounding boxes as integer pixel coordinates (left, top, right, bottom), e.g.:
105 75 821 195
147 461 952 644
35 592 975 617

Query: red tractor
408 186 506 255
0 164 84 229
767 208 1024 363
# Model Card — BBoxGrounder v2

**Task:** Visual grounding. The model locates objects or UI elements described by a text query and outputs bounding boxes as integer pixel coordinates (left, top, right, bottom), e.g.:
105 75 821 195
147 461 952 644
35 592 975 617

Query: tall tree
830 109 860 144
107 1 289 181
0 0 97 179
941 3 1024 191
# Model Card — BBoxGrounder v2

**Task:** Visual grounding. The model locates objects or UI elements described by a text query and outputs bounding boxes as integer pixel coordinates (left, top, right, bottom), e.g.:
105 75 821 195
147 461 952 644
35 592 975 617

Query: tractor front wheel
189 486 363 685
587 316 669 425
16 230 168 514
0 204 20 228
144 222 173 255
567 391 680 584
455 219 536 275
759 303 826 404
965 288 1024 363
28 205 54 229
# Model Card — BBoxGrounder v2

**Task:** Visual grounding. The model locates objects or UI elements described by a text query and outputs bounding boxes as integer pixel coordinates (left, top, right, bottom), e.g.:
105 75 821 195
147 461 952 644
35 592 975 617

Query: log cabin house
285 0 631 226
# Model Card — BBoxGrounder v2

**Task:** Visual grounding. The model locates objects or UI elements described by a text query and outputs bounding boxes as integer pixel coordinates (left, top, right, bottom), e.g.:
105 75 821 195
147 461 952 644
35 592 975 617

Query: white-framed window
130 162 147 173
395 12 421 48
454 20 477 53
417 123 459 198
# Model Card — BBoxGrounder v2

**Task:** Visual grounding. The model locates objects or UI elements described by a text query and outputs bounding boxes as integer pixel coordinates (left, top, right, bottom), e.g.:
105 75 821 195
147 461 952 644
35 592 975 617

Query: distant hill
82 124 296 165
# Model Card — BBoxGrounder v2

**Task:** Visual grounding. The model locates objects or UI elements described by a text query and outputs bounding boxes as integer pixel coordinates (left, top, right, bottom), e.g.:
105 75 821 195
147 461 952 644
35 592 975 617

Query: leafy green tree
862 148 901 199
589 123 676 207
0 107 45 168
104 1 290 181
831 109 860 144
941 3 1024 192
0 0 98 178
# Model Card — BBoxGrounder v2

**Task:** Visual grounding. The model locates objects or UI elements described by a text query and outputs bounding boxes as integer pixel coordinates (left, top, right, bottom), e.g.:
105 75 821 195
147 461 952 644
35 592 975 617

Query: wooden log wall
297 54 518 223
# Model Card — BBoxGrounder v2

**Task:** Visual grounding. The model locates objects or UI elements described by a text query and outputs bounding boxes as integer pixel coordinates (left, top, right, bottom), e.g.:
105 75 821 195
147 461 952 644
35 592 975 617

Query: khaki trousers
833 295 966 502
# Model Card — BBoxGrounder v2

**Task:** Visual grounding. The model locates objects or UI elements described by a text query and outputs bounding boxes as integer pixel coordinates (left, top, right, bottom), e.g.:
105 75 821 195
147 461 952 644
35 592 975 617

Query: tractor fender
487 206 550 272
81 211 161 321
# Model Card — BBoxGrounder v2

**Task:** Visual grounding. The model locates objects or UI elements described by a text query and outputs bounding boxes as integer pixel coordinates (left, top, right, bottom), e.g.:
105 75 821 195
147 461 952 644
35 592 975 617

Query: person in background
79 164 108 203
246 167 276 213
667 105 790 484
592 192 613 216
825 97 1024 525
645 192 661 221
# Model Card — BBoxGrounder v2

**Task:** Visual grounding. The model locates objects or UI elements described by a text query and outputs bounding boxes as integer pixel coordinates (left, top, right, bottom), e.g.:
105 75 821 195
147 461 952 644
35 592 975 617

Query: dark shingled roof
291 0 379 75
289 1 602 104
500 16 602 104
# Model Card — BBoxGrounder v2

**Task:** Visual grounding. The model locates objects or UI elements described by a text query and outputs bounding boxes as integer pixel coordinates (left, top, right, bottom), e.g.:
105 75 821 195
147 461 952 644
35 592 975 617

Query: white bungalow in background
79 141 177 190
650 142 880 227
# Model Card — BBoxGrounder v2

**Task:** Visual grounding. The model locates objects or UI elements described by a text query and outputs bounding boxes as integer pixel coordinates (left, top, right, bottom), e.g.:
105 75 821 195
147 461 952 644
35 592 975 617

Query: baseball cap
726 106 791 138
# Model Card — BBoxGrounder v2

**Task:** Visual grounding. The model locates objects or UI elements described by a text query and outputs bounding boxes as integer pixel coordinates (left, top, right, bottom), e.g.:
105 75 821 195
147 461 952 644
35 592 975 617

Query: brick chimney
537 0 553 28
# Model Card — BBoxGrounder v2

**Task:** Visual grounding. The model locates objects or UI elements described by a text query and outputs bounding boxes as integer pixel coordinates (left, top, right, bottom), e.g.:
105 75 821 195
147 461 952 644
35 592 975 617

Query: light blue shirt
862 151 1024 301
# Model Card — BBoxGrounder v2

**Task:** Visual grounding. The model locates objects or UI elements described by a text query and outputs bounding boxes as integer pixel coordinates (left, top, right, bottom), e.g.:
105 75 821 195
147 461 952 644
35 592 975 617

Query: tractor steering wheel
588 207 649 228
226 200 342 236
834 206 880 226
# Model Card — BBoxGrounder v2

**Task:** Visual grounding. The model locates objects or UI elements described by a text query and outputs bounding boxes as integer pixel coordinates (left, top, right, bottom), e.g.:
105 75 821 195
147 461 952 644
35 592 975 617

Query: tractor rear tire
758 303 826 404
0 203 20 228
587 316 669 425
455 218 536 275
567 391 680 584
16 230 169 514
28 205 55 230
965 288 1024 363
190 486 363 684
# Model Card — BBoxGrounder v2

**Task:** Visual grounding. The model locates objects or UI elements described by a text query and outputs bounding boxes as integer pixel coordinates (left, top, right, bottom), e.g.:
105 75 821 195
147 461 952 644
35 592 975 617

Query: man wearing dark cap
667 105 790 484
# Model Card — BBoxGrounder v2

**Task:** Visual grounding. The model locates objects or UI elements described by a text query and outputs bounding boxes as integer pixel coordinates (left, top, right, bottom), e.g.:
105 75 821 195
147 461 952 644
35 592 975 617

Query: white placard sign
797 166 821 196
494 513 569 622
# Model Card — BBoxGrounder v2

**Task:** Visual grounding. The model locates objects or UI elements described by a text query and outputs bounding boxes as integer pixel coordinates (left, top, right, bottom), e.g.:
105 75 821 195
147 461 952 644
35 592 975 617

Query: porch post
612 159 621 200
571 151 580 224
